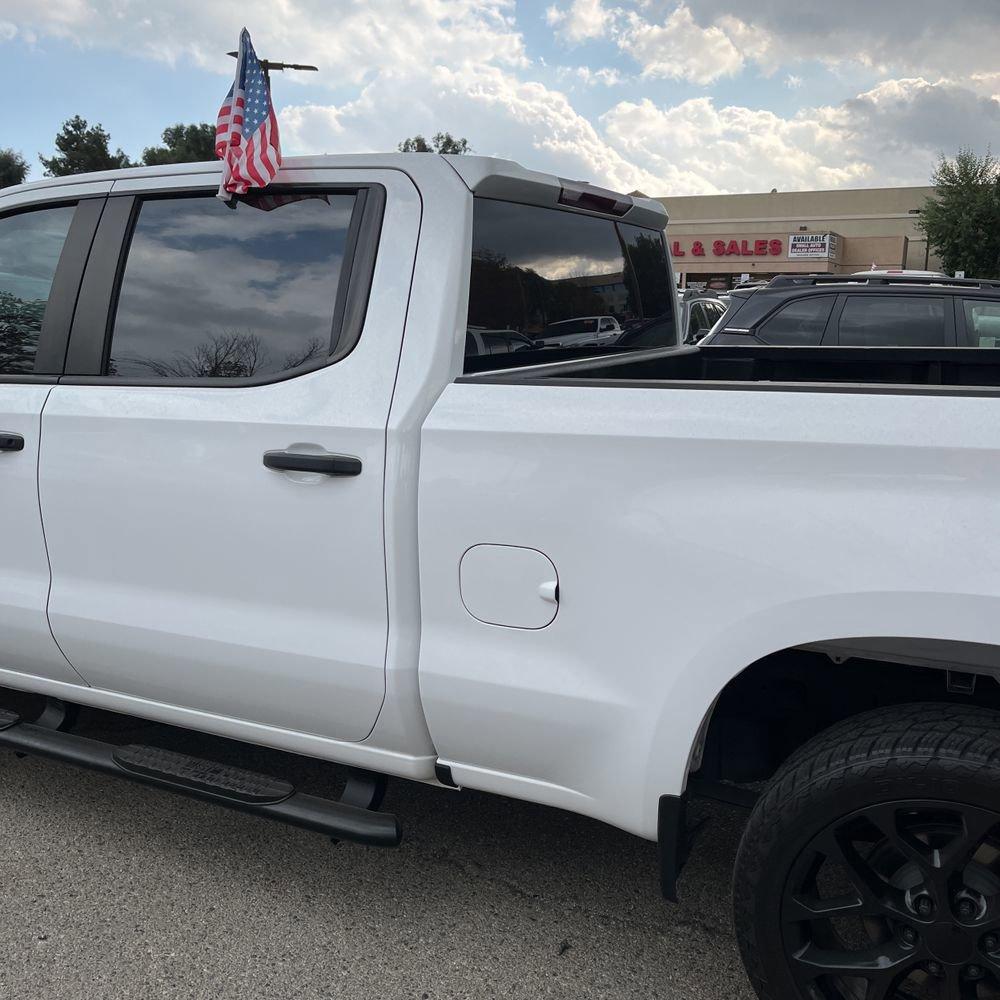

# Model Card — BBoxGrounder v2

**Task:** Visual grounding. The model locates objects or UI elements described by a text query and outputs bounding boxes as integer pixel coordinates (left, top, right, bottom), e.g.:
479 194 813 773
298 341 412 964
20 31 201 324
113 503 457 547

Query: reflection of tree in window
0 291 45 372
106 193 355 380
117 331 327 379
622 228 671 317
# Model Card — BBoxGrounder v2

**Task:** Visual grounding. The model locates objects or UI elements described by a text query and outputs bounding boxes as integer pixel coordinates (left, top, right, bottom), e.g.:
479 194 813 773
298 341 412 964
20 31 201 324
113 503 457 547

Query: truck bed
461 345 1000 394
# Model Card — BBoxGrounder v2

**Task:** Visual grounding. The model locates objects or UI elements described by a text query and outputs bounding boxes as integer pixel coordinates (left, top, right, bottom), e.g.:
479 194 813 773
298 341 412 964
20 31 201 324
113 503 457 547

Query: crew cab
6 154 1000 1000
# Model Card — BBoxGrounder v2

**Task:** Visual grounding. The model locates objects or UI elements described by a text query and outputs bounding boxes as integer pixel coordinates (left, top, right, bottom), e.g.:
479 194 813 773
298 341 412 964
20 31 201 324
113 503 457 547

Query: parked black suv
700 274 1000 348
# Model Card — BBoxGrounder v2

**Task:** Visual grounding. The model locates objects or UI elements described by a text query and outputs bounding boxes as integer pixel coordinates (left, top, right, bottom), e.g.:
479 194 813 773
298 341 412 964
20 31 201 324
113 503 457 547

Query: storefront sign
787 233 840 260
671 238 783 258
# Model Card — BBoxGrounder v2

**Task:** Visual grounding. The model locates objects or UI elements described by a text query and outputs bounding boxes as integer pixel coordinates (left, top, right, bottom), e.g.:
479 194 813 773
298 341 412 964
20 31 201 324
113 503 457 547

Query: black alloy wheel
734 703 1000 1000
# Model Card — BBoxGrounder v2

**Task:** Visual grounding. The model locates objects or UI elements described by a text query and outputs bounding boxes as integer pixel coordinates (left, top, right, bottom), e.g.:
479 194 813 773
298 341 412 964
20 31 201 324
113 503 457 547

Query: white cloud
618 4 744 84
601 96 870 194
784 74 802 90
559 64 625 87
281 62 664 194
601 76 1000 196
0 20 16 41
546 0 614 44
0 0 528 79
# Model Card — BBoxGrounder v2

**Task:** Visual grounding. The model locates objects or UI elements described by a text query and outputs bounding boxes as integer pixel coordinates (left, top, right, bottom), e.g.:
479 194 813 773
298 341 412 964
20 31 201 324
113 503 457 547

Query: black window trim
0 196 105 382
60 182 386 388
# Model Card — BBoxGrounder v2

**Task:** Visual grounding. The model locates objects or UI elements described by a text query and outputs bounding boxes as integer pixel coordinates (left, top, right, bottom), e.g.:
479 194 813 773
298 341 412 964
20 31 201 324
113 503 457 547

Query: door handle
0 433 24 452
263 450 362 477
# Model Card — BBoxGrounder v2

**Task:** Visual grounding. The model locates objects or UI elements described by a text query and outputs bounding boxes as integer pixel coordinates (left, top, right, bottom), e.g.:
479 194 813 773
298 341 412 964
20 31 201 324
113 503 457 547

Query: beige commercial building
657 186 941 290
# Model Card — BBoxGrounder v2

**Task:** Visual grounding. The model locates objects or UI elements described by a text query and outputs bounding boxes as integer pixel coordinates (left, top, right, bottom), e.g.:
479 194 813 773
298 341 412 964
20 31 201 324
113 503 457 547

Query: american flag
216 28 282 199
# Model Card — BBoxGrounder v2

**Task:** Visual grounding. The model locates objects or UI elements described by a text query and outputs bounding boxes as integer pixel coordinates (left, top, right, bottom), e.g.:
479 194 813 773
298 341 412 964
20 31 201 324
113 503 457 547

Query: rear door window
837 295 947 347
466 199 675 371
962 300 1000 347
756 295 835 346
0 205 75 374
106 192 360 380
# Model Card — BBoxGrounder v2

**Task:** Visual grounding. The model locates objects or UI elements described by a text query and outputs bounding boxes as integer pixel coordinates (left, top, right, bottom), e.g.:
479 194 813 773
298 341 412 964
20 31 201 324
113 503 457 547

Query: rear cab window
464 199 676 372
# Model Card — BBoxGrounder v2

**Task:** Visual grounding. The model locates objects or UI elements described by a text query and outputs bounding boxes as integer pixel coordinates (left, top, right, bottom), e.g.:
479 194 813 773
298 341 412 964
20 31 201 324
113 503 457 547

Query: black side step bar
0 709 401 848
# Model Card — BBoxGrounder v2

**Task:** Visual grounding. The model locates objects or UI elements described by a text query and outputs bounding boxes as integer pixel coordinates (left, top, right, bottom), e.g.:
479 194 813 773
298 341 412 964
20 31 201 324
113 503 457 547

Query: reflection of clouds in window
109 195 354 378
0 206 75 301
516 253 621 281
0 205 75 374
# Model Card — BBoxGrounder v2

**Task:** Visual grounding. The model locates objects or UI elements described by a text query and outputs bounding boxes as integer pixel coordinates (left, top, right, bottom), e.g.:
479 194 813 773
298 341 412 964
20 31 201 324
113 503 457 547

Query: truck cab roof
2 153 669 230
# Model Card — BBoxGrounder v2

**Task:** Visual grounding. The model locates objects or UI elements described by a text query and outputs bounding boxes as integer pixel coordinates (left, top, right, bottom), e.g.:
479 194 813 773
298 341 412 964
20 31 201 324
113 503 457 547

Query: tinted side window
962 300 1000 347
757 296 834 345
0 205 75 374
466 199 675 370
107 193 358 379
838 295 946 347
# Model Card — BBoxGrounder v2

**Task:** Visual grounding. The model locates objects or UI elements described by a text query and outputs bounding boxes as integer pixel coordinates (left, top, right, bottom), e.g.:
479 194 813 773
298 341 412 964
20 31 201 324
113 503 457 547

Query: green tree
398 131 471 154
918 148 1000 278
0 148 28 189
142 123 217 166
40 116 133 177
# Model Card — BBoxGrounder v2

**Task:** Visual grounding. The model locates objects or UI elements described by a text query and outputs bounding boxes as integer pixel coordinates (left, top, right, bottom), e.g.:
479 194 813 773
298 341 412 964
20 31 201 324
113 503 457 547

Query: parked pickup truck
6 154 1000 1000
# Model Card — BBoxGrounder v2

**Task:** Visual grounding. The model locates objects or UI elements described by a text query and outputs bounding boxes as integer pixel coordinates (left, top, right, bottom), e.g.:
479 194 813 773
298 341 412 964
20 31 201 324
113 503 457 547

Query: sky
2 0 999 197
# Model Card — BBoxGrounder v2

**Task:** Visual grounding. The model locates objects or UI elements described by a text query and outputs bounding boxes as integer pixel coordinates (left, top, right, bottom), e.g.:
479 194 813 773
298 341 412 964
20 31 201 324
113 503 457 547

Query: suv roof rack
769 274 1000 290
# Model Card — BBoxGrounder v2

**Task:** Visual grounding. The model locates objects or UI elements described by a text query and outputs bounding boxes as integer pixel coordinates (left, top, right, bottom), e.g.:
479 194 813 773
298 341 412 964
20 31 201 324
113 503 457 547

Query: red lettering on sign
692 240 705 256
712 240 726 256
754 240 768 256
726 240 740 256
769 239 783 255
671 240 686 257
740 240 752 255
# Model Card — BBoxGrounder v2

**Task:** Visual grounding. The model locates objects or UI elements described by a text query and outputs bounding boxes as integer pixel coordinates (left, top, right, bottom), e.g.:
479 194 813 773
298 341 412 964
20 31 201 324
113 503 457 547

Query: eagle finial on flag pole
216 28 283 200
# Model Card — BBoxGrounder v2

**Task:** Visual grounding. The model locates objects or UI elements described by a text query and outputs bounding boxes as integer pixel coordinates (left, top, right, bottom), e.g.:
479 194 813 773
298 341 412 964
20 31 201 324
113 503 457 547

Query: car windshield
465 198 677 372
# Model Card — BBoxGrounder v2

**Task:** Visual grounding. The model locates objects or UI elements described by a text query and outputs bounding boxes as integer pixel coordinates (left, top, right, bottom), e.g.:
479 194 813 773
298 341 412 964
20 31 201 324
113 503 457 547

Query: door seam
36 385 90 686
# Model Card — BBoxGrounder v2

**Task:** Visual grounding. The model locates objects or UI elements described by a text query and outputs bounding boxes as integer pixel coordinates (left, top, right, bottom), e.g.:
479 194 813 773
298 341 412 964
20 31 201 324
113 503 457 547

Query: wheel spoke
943 805 1000 871
783 891 868 924
792 940 914 976
814 826 905 915
941 963 964 1000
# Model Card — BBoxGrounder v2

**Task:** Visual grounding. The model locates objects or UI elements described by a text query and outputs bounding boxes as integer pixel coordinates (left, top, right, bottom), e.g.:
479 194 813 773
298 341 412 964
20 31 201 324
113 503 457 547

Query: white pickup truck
4 153 1000 1000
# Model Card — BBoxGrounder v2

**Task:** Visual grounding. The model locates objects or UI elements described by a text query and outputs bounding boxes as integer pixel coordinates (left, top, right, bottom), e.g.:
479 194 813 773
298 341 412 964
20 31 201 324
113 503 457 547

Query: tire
733 702 1000 1000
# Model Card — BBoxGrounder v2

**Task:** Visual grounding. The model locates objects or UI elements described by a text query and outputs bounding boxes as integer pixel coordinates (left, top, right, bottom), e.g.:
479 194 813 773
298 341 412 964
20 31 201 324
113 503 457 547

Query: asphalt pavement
0 705 755 999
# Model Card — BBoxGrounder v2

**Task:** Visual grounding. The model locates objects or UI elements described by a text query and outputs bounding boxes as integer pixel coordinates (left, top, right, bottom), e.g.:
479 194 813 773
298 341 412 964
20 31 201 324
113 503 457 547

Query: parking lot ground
0 706 754 999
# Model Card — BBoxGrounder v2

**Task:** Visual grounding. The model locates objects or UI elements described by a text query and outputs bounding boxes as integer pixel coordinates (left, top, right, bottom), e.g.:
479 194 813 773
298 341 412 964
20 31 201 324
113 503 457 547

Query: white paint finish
0 664 438 780
419 381 1000 838
0 386 84 685
460 545 558 629
39 168 421 743
0 180 113 210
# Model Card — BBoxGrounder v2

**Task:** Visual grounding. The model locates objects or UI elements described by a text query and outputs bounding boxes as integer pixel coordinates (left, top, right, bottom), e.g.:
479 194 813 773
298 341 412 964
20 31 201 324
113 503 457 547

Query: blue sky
3 0 999 195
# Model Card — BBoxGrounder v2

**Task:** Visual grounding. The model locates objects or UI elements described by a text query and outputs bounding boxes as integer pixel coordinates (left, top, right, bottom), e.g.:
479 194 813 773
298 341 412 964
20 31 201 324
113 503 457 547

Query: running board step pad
113 744 294 804
0 719 401 848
